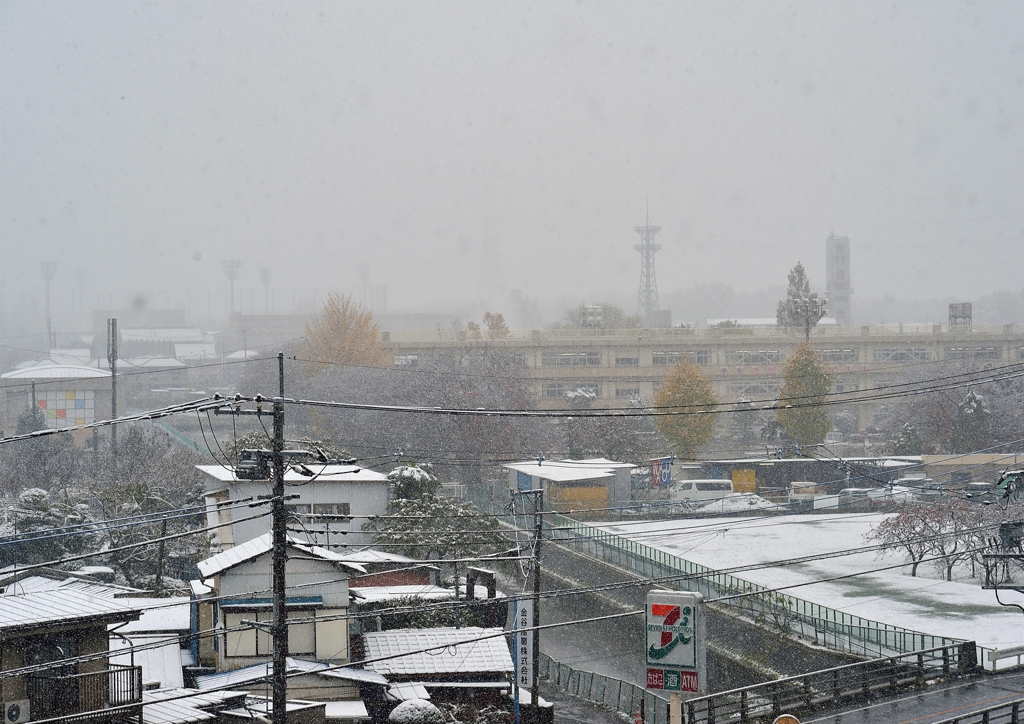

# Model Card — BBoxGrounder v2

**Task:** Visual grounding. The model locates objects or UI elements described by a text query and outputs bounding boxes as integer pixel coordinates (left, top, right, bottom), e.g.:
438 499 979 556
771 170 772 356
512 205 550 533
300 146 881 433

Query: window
724 350 784 365
945 347 1000 361
224 610 316 657
691 350 710 365
695 482 732 491
615 356 639 366
311 503 351 520
652 351 681 366
543 383 565 398
615 388 640 398
873 348 929 362
542 351 601 366
394 355 418 367
819 349 858 363
566 383 600 398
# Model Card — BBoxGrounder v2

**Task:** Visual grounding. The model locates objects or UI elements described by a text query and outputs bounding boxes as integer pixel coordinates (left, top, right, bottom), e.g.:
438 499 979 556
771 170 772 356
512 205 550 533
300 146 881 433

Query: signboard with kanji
513 598 533 687
645 590 706 694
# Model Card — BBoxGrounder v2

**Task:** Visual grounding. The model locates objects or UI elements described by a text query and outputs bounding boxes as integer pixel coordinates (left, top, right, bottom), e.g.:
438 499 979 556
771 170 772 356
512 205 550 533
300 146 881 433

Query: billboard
650 458 672 487
645 590 706 693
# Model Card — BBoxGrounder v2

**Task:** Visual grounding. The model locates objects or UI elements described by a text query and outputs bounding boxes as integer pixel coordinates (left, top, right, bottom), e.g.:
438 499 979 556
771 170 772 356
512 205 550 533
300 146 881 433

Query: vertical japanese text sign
513 598 533 688
645 591 706 694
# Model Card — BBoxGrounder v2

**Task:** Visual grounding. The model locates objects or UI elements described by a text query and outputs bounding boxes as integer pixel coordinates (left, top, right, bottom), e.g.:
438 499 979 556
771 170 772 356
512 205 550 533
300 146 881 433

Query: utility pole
107 318 118 450
216 353 288 724
270 393 287 723
222 259 242 316
532 489 542 706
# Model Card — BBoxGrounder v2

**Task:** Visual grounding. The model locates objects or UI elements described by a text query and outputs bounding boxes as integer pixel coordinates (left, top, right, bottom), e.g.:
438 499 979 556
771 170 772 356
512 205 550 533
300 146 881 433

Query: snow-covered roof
351 584 500 604
175 343 219 360
504 458 630 483
116 597 192 633
121 328 208 342
337 549 418 565
1 361 110 379
361 627 512 677
196 463 388 484
0 589 141 632
695 493 783 514
0 574 145 598
197 533 366 579
195 658 386 690
123 356 187 369
143 688 248 724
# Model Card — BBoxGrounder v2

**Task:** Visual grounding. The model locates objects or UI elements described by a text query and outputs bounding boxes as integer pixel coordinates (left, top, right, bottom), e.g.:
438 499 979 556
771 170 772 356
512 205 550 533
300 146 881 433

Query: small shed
504 458 633 512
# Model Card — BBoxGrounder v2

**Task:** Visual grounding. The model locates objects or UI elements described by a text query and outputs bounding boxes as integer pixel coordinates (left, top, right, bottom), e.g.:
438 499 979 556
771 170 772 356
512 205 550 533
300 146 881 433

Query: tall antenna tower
634 205 662 324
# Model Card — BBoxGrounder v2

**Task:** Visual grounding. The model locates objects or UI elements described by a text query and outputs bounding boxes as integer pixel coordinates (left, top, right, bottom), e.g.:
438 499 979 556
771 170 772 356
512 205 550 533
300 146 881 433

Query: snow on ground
600 514 1022 650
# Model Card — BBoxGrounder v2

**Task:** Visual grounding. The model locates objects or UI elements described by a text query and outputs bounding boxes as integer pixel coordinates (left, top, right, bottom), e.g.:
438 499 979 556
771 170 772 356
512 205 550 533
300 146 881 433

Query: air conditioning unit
3 700 30 724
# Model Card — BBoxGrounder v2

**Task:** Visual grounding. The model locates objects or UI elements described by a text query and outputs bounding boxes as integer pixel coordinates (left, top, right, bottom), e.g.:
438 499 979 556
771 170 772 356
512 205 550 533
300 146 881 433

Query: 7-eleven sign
646 591 706 693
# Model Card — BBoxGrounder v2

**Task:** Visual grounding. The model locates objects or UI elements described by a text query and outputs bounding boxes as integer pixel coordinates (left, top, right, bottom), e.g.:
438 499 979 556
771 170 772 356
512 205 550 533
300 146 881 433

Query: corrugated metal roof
0 589 141 631
361 627 513 677
387 683 430 701
143 688 248 724
288 658 389 685
503 459 619 482
197 534 366 579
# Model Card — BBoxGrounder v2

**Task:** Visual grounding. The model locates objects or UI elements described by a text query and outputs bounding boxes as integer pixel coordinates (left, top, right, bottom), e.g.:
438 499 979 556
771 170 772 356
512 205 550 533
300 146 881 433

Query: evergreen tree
892 423 923 455
776 262 825 330
950 389 991 454
776 342 834 446
388 463 441 500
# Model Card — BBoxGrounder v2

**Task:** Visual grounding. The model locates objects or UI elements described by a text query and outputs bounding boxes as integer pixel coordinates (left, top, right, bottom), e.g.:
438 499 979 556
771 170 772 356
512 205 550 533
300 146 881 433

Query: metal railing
27 665 143 723
685 643 976 724
932 699 1023 724
549 515 967 661
540 652 668 723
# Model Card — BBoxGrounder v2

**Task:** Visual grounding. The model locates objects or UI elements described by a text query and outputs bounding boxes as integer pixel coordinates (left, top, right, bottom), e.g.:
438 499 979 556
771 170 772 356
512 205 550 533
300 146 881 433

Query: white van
669 479 735 503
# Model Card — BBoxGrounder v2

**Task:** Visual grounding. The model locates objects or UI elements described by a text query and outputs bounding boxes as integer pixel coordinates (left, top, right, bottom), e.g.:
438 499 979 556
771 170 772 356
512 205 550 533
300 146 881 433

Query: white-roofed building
504 457 633 512
197 463 390 551
0 360 112 437
192 534 365 675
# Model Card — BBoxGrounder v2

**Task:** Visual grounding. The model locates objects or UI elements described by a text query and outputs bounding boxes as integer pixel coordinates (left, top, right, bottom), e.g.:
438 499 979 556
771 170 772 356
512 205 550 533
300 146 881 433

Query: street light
222 259 242 316
794 295 828 341
39 261 57 349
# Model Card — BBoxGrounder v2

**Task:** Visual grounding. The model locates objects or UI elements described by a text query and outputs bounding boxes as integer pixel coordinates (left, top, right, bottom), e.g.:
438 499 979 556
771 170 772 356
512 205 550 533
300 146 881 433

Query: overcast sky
2 1 1022 331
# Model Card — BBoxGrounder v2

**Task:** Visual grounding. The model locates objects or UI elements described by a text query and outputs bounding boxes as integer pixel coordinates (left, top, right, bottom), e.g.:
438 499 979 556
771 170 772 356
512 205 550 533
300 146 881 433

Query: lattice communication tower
634 211 662 322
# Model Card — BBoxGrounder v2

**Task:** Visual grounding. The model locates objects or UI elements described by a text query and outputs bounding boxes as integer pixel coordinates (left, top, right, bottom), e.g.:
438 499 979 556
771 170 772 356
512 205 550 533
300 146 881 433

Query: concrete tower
825 233 852 326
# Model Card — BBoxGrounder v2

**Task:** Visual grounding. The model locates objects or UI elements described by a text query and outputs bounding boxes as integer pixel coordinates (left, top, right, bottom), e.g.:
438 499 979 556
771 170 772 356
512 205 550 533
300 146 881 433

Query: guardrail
549 515 967 661
540 652 669 724
932 698 1023 724
685 643 976 724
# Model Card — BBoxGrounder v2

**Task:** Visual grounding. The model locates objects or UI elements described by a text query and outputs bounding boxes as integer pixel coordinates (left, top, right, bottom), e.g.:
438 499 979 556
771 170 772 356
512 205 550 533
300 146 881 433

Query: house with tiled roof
357 626 513 713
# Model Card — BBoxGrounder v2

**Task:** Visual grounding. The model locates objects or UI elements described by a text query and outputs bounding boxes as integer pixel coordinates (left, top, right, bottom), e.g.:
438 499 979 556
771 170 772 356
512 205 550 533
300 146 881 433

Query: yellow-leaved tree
302 294 391 370
776 342 834 446
654 360 718 459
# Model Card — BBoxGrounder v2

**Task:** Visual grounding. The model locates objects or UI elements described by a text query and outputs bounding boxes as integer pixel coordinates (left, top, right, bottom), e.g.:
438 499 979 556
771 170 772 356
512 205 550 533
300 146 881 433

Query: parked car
669 479 735 503
839 488 873 510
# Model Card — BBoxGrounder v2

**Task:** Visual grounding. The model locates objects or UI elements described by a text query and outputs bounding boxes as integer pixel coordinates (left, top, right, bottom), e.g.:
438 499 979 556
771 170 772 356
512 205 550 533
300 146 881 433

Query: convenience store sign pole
646 591 706 724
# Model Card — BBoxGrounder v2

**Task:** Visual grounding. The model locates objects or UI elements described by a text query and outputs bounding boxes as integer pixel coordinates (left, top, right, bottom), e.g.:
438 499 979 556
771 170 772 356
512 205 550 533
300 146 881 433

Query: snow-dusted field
600 514 1022 650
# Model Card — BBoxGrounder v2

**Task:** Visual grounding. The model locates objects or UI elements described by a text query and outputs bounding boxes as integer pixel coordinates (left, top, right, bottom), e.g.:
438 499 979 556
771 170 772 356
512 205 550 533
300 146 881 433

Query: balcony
26 664 142 724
